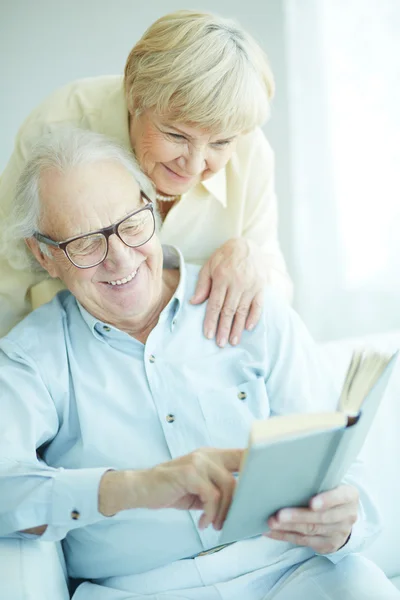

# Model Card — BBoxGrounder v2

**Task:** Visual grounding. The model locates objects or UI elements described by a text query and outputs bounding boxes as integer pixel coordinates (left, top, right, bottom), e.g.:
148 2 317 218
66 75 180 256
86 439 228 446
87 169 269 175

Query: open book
219 350 398 545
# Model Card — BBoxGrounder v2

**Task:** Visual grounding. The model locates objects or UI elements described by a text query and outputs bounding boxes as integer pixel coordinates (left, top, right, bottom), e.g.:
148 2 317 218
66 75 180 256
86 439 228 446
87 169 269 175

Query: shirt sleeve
262 291 381 560
0 342 112 542
241 130 293 302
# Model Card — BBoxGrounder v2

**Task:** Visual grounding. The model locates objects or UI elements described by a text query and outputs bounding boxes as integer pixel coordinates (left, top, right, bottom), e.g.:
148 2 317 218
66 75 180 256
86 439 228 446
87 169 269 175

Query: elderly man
0 128 398 600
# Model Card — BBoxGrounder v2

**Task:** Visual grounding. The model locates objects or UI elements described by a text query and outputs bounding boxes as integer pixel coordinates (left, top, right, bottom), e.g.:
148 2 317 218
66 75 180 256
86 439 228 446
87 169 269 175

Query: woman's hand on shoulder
191 238 265 347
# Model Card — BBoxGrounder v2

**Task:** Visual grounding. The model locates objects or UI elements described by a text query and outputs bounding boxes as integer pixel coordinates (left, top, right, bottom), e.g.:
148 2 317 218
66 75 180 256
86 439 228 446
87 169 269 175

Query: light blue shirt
0 247 380 598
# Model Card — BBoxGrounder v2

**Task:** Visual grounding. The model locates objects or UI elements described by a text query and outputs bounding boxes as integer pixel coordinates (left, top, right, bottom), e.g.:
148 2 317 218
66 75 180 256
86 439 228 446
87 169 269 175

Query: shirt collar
200 168 227 207
162 244 186 325
77 244 186 338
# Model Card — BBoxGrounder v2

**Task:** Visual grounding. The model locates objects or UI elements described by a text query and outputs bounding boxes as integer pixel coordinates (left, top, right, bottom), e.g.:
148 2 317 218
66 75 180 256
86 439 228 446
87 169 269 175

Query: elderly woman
0 127 397 600
0 9 292 345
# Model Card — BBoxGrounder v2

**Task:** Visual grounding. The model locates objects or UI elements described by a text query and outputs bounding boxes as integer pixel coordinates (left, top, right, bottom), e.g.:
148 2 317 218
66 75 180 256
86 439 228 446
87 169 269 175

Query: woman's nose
178 148 206 175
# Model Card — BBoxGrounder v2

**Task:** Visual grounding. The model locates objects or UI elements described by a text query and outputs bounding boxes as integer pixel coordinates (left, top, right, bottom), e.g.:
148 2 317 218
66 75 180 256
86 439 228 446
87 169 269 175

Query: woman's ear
25 238 59 278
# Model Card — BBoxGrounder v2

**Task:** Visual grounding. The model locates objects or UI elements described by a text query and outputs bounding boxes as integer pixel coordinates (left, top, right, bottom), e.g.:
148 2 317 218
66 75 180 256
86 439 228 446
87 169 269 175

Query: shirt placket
144 311 221 551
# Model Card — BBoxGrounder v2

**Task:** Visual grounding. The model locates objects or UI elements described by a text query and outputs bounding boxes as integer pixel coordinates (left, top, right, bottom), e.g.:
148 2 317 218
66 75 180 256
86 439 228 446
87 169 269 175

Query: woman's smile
161 163 196 182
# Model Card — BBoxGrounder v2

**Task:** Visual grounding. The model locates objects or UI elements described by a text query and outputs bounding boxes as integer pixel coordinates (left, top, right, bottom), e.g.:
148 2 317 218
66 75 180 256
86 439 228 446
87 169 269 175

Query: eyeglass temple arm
33 232 60 248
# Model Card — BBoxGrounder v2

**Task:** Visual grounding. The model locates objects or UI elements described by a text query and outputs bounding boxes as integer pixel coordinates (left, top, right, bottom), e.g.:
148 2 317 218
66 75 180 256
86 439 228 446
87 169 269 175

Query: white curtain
284 0 400 340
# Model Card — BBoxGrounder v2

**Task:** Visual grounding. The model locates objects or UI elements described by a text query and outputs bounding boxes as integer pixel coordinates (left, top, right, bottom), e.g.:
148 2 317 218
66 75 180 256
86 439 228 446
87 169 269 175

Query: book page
251 412 346 445
339 350 395 414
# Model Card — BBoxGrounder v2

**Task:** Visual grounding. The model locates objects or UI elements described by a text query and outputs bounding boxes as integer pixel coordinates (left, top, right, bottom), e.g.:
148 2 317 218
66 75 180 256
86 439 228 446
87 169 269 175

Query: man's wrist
98 469 146 516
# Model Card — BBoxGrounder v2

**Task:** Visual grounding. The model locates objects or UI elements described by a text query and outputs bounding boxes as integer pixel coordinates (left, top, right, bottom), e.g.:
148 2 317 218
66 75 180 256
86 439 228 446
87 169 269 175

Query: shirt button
71 510 80 520
166 414 175 423
149 354 156 363
103 326 111 332
238 391 247 400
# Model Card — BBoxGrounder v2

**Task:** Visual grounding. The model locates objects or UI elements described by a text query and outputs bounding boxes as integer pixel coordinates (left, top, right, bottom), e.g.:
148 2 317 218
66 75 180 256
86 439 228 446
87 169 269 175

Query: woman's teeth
108 269 137 286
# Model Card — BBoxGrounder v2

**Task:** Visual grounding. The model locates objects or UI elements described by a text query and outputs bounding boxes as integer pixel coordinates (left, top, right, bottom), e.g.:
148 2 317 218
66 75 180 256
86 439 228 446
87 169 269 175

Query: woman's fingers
228 291 254 346
204 285 263 346
215 288 242 347
203 281 229 341
191 263 212 305
245 290 264 332
192 240 266 345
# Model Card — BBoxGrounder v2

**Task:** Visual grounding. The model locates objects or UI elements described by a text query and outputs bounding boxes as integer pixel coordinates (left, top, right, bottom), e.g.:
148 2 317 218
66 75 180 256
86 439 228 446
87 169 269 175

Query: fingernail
206 330 214 339
231 336 238 346
279 510 292 522
218 338 227 348
312 497 323 510
247 323 254 331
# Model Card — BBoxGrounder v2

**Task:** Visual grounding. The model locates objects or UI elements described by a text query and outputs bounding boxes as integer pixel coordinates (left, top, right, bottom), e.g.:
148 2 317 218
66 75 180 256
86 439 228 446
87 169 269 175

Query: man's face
34 161 163 325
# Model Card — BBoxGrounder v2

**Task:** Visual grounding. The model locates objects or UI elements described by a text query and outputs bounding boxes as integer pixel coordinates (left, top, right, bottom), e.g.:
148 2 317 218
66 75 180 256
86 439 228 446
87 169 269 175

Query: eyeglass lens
65 208 154 267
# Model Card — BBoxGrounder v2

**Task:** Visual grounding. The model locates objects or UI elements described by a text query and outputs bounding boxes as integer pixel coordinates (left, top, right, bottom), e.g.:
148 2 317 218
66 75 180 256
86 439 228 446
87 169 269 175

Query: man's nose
103 233 133 267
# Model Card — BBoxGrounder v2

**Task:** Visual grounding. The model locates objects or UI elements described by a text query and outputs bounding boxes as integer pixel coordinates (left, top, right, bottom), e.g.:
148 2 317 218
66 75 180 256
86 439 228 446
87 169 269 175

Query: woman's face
129 111 239 196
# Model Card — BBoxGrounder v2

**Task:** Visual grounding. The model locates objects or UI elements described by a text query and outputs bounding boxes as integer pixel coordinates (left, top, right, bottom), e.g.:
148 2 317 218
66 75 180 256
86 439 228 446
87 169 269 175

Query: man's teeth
108 269 137 286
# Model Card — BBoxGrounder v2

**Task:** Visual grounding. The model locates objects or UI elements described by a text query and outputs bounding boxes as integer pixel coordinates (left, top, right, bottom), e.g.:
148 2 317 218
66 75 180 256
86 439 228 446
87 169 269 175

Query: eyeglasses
34 192 156 269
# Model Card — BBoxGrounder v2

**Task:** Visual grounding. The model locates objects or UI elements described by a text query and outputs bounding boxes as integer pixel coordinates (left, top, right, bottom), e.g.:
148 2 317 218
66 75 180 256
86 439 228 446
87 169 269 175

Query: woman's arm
191 129 292 347
0 130 44 336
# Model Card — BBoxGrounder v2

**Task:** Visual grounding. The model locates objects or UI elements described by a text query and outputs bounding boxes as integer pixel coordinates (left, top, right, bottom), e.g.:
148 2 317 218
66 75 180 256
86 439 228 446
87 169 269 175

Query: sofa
1 330 400 599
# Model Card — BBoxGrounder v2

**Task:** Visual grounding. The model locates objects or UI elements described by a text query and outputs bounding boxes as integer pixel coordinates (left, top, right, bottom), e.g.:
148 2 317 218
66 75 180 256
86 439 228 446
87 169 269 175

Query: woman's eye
212 140 231 149
167 132 186 141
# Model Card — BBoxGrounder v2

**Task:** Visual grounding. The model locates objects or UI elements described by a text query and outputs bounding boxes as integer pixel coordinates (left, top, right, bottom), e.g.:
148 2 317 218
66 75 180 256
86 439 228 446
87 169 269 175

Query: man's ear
25 238 59 278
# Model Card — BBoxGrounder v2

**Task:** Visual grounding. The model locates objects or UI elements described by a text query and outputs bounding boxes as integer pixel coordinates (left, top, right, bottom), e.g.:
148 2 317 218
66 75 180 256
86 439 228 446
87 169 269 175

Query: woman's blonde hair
124 10 275 135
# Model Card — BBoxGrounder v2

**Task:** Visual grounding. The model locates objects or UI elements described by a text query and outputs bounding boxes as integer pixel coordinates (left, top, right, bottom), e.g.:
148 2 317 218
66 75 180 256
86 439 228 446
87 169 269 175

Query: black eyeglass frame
33 191 155 269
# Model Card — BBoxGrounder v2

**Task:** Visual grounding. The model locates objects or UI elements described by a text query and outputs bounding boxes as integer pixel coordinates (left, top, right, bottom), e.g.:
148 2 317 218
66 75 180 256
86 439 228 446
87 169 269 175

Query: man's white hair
0 126 155 271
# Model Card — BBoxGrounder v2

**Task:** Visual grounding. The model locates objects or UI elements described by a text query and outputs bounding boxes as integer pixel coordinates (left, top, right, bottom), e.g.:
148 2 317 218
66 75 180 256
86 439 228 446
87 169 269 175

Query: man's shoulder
0 290 75 358
180 264 289 316
180 266 291 335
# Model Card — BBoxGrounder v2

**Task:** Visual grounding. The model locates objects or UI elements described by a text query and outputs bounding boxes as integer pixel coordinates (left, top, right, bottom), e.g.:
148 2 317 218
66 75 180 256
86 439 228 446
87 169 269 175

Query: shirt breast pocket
197 378 270 448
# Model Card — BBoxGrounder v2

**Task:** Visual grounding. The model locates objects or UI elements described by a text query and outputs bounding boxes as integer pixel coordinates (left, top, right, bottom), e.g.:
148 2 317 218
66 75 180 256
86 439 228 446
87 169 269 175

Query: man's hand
264 484 359 554
190 238 265 348
99 448 243 531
